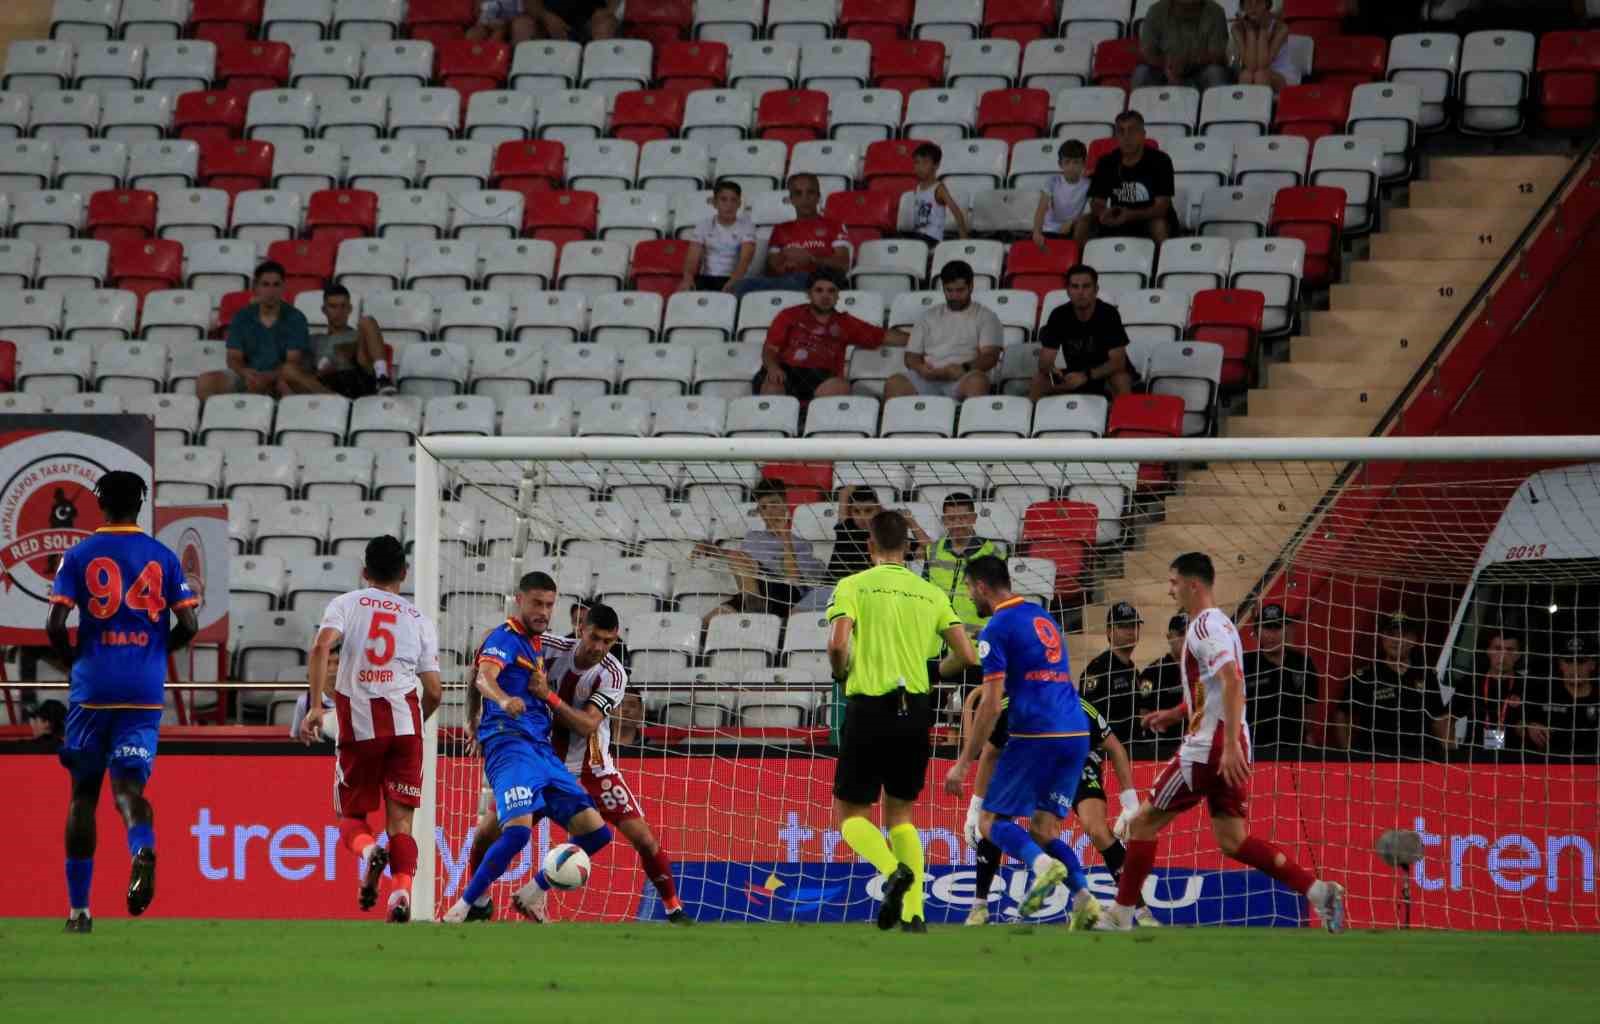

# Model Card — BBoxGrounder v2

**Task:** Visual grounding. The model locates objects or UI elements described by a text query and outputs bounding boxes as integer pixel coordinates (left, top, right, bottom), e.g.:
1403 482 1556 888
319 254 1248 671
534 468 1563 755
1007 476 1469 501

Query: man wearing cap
1339 612 1450 760
1081 602 1145 747
1135 613 1190 759
1522 635 1599 761
1242 604 1322 758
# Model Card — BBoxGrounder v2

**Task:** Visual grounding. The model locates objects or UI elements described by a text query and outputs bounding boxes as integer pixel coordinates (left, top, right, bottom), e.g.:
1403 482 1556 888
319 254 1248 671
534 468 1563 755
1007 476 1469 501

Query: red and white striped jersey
1179 607 1248 764
541 632 628 776
319 588 440 741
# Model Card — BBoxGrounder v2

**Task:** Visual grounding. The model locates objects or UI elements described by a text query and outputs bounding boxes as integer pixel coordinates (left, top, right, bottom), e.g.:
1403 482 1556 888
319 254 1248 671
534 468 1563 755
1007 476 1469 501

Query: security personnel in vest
923 491 1007 632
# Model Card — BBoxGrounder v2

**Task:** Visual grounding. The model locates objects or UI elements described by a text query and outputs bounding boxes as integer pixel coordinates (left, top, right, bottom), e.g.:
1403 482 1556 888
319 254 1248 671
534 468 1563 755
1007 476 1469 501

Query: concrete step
1248 386 1402 417
1369 232 1514 261
1266 361 1413 390
1287 335 1429 366
1409 180 1549 209
1426 155 1572 183
1330 283 1472 311
1306 310 1454 339
1083 576 1252 627
1387 207 1531 236
1349 259 1497 286
1227 414 1379 437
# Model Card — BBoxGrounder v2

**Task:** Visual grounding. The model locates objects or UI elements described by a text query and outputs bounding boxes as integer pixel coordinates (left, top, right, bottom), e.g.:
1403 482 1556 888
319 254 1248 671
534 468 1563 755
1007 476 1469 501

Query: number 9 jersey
976 596 1087 739
50 526 197 709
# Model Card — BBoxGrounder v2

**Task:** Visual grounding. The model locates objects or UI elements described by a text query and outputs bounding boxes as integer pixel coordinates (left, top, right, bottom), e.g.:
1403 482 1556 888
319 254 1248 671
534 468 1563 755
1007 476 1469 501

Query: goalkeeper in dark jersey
959 690 1156 926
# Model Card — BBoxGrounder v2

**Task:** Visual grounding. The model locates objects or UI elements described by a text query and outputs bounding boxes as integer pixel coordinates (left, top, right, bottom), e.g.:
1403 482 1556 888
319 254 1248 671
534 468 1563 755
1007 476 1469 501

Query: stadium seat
154 188 229 243
99 90 173 145
155 445 224 501
335 237 407 292
64 288 138 341
1197 185 1274 244
36 239 109 293
756 89 829 145
421 394 495 436
957 394 1032 437
589 290 664 344
693 0 761 44
663 291 737 346
91 337 166 395
348 394 423 447
1018 499 1096 600
168 338 227 393
438 39 510 95
680 87 754 150
388 88 460 143
657 40 729 93
703 612 781 670
419 140 493 196
1459 30 1536 136
185 238 256 299
1186 287 1264 391
826 89 901 146
1091 37 1140 91
1233 135 1309 191
1156 236 1231 298
491 139 565 196
1386 32 1460 133
826 190 898 244
635 139 710 195
556 240 631 296
609 89 686 145
1031 393 1107 438
287 41 360 95
28 90 99 142
0 240 37 289
52 0 121 43
1199 84 1274 141
129 392 199 445
511 291 586 343
81 189 154 244
108 238 183 301
1082 236 1154 293
45 392 123 415
224 445 298 505
10 190 84 245
1051 85 1125 139
229 553 287 613
567 139 639 193
537 89 609 145
851 238 929 295
200 392 277 449
285 555 364 612
305 188 379 242
464 90 537 146
364 289 435 344
1128 85 1199 148
1003 238 1079 301
266 237 338 294
0 290 63 346
525 190 599 244
1119 288 1191 346
1274 83 1353 144
1309 134 1381 234
796 394 876 438
800 39 871 98
261 0 330 45
0 92 30 140
1106 392 1183 439
270 140 341 198
1534 30 1600 134
725 394 801 437
329 500 405 556
3 40 74 95
727 39 799 93
976 88 1051 146
199 138 275 199
1267 185 1344 287
619 344 695 399
228 188 301 244
215 40 290 97
1347 81 1421 182
0 141 55 194
315 90 387 150
689 342 759 398
544 341 620 399
650 394 727 437
245 88 317 148
74 41 147 97
574 394 652 437
507 38 579 96
173 91 245 146
1146 340 1223 437
447 188 522 242
18 338 92 394
275 393 352 448
409 242 482 300
903 87 978 143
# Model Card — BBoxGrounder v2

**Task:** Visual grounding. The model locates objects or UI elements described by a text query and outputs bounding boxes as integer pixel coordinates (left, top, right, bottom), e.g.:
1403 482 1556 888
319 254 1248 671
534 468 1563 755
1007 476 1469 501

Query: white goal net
412 434 1600 931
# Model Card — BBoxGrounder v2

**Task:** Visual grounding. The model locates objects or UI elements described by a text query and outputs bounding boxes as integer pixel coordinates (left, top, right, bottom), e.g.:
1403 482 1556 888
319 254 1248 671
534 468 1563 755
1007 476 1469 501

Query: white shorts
903 368 984 398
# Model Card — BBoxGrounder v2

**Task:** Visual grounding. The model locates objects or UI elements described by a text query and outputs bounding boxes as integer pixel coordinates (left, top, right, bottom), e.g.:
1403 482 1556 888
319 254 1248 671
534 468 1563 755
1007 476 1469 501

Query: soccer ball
542 843 591 891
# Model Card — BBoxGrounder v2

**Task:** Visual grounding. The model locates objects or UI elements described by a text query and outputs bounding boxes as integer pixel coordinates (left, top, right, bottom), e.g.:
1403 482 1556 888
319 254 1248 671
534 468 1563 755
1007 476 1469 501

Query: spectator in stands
1439 626 1527 755
529 0 619 41
907 143 971 245
923 491 1005 632
826 485 928 584
883 261 1003 401
199 261 321 401
1242 603 1321 755
680 179 757 294
1136 613 1189 758
1076 111 1178 245
1338 612 1451 760
755 271 908 403
313 285 395 399
734 174 852 297
1232 0 1300 90
1030 264 1139 403
694 479 825 621
1522 635 1600 760
1134 0 1234 91
1032 139 1092 249
467 0 538 42
1083 601 1145 745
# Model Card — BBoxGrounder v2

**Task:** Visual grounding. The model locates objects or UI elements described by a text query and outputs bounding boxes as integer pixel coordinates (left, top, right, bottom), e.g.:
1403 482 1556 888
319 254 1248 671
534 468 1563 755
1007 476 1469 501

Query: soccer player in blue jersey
944 555 1101 929
441 571 615 924
45 471 200 933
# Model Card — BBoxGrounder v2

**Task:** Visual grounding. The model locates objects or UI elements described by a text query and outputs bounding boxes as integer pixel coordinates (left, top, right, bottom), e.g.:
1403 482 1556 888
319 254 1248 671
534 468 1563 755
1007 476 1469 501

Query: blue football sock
66 857 93 913
127 823 155 857
460 825 530 907
1043 837 1089 895
574 825 612 857
989 820 1045 870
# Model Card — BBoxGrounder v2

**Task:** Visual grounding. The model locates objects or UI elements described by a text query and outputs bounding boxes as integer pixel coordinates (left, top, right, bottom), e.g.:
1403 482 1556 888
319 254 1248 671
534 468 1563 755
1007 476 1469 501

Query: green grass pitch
1 920 1594 1023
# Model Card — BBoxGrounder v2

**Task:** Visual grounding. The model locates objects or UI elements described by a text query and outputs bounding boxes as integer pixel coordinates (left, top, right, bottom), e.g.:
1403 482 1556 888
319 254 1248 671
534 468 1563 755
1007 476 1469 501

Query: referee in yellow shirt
826 510 977 932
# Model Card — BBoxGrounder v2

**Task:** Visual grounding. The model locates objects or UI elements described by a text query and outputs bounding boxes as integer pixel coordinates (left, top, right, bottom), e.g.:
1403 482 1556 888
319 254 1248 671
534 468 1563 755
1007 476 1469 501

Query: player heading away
302 535 444 923
442 572 616 924
47 471 201 933
1097 552 1346 932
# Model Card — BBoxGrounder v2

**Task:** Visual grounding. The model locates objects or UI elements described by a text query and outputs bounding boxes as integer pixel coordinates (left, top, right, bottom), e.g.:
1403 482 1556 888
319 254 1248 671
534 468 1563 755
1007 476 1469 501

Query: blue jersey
474 618 556 747
977 596 1087 738
50 526 197 709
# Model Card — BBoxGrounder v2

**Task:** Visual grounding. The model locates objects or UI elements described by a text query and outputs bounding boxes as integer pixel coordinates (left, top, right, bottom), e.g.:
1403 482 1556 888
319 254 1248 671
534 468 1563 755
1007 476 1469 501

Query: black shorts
987 705 1011 749
545 0 609 40
325 367 377 399
833 692 933 805
1071 755 1106 808
751 364 833 403
696 274 731 291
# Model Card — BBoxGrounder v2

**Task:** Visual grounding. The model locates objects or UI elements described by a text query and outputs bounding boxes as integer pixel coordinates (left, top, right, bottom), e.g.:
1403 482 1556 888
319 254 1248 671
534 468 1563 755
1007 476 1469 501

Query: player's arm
826 616 853 682
300 624 342 743
937 623 977 679
169 603 199 652
474 657 525 717
526 655 604 736
45 602 75 667
1219 658 1249 785
418 670 443 720
945 670 1004 795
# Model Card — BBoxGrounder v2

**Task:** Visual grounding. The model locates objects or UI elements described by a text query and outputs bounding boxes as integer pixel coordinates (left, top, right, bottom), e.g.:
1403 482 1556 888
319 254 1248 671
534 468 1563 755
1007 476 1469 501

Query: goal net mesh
421 442 1600 931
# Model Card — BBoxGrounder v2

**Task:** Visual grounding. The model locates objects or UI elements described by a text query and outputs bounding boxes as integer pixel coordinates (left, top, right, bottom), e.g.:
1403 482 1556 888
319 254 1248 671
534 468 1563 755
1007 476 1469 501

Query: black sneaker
358 846 389 912
64 915 92 934
900 917 927 934
127 849 156 917
877 864 914 932
464 898 494 922
667 908 693 926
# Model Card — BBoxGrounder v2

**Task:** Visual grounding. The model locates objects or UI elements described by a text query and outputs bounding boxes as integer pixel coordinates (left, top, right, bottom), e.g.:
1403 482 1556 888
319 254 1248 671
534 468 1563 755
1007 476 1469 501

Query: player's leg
445 739 539 922
882 794 925 930
377 733 425 923
603 772 688 922
106 709 162 916
968 741 1004 924
832 698 909 928
1098 755 1191 929
1212 813 1345 933
462 783 502 918
333 735 390 912
62 765 103 931
982 742 1063 917
509 770 614 922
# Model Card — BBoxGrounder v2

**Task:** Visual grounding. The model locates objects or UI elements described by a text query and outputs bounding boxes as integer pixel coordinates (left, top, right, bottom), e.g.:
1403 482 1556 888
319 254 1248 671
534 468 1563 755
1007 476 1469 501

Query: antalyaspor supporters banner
6 755 1596 929
154 503 229 646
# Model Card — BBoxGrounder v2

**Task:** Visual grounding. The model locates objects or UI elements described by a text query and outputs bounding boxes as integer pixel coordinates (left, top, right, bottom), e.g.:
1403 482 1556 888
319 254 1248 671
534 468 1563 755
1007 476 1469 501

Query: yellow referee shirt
827 563 961 697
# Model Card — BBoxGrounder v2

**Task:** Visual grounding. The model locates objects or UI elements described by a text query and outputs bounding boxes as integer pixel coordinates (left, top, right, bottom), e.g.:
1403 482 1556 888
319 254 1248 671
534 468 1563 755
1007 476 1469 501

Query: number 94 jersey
976 596 1087 739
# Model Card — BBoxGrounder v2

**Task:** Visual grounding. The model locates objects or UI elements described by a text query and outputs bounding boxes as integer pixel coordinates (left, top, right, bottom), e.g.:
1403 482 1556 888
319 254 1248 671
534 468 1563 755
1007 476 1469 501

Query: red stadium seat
0 340 16 391
492 140 565 195
1004 238 1080 301
174 91 245 144
86 189 159 242
438 40 511 93
305 189 378 242
191 0 263 44
216 289 252 335
1282 0 1346 41
405 0 476 45
761 462 833 505
1273 83 1353 144
1019 500 1099 601
656 41 728 93
1269 184 1345 288
199 139 274 199
756 90 829 146
983 0 1054 45
861 138 926 194
524 190 599 244
1186 289 1265 391
109 238 184 302
825 189 899 247
1086 135 1158 168
1107 394 1185 438
266 238 337 294
611 89 687 143
872 40 945 100
631 239 690 296
977 88 1051 145
1092 39 1141 91
1536 31 1600 133
215 41 291 96
840 0 912 46
1311 36 1388 90
622 0 692 46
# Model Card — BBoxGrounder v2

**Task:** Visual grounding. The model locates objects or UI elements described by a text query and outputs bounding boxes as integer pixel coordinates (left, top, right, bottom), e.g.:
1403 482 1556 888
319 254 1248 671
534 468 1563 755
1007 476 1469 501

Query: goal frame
409 433 1600 922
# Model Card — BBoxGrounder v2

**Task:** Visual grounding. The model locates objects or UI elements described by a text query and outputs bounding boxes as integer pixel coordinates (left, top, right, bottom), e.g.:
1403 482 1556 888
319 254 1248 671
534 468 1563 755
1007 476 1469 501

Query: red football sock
639 846 680 909
388 833 418 878
1116 839 1158 909
340 817 375 858
1231 836 1316 895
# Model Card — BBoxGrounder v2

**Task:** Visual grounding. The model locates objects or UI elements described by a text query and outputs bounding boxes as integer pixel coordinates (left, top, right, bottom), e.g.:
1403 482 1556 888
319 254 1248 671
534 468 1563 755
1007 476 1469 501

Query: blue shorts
983 734 1090 820
483 734 595 826
59 705 162 785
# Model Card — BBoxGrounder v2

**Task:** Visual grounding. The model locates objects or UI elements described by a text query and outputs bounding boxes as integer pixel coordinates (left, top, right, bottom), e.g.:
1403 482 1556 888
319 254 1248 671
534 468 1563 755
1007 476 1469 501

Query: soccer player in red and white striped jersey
1097 552 1346 932
301 535 443 923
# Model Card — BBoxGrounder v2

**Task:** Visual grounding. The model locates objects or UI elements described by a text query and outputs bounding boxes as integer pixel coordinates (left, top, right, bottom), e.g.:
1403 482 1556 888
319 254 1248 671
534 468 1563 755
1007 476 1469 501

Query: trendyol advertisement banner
5 756 1596 929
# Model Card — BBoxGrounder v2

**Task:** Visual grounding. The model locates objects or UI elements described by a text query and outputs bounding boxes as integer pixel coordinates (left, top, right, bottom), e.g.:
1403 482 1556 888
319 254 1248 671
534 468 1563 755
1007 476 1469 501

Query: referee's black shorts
833 691 933 805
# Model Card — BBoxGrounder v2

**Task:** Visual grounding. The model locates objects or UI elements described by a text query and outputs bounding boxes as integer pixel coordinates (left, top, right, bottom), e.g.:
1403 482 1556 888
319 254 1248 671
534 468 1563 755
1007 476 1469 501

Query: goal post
412 434 1600 929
